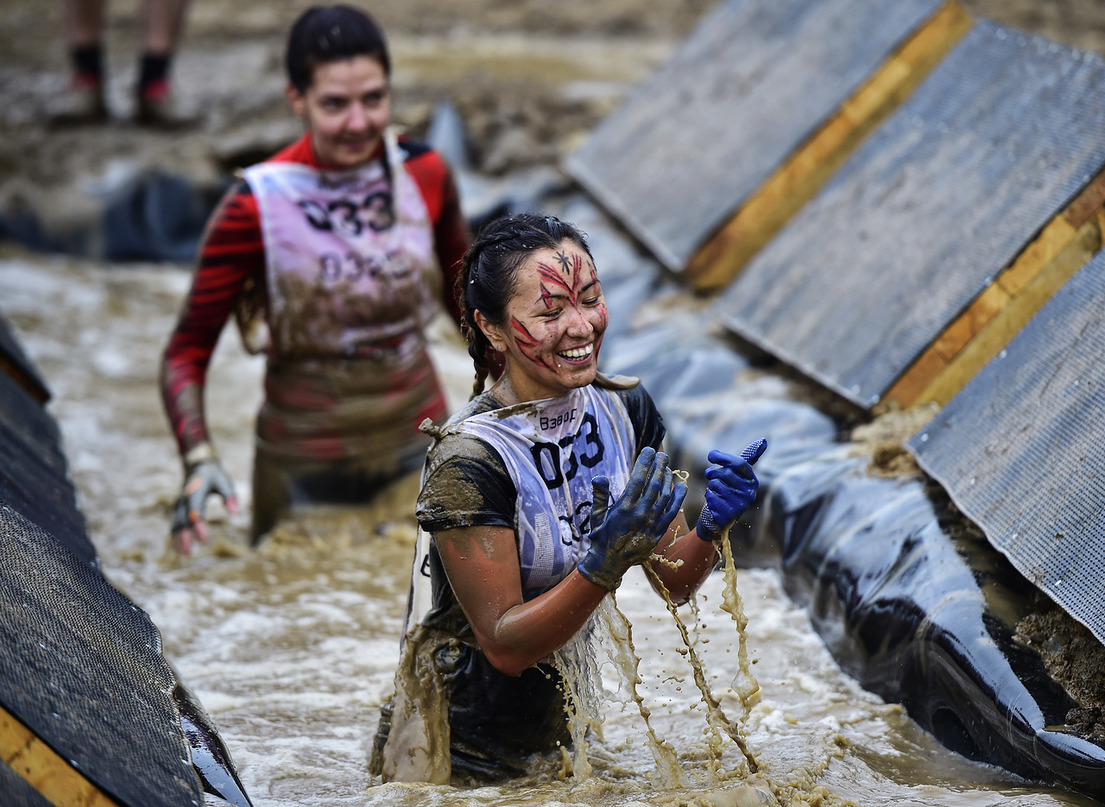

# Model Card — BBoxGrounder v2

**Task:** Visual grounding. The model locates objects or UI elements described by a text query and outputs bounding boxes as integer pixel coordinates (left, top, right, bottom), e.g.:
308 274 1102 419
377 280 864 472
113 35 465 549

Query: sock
71 44 104 86
138 53 171 98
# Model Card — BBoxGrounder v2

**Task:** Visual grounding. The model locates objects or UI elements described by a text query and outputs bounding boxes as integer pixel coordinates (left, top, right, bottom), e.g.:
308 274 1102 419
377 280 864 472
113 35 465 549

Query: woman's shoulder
397 136 454 183
442 391 500 427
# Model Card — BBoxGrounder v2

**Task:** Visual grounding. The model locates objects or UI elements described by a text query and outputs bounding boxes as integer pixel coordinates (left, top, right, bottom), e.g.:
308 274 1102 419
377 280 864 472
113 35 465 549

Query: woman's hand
171 455 239 555
577 447 687 590
695 438 767 542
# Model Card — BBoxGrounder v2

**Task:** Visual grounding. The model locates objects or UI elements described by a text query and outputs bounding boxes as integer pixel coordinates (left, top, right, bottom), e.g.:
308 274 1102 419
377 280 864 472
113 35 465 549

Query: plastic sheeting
909 249 1105 648
716 21 1105 408
549 189 1105 800
759 452 1105 799
563 0 942 272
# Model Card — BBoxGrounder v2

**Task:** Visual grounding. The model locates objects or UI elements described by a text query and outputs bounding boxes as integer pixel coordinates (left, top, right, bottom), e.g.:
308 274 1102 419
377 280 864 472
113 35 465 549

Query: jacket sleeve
160 181 265 458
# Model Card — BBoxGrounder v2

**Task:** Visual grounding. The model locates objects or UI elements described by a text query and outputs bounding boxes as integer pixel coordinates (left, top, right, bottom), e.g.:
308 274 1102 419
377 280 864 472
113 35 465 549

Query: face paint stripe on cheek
511 317 554 369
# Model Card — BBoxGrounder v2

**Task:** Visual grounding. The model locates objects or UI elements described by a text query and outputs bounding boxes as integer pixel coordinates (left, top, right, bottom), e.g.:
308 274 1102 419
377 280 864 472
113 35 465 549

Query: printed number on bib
529 412 605 490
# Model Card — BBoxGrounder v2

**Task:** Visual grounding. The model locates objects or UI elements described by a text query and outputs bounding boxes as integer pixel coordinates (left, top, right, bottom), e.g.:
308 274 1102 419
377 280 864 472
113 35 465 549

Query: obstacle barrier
564 0 1105 799
910 251 1105 648
0 311 252 807
565 0 961 286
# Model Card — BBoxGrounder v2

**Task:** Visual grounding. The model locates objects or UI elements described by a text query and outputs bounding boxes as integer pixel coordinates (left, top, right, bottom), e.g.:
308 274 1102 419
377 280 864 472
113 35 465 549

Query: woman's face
287 55 390 170
485 240 609 402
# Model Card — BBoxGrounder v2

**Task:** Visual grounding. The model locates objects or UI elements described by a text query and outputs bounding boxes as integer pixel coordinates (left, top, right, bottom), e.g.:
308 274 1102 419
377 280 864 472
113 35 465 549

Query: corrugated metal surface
0 369 92 566
716 22 1105 408
909 251 1105 646
0 504 204 806
564 0 942 272
0 331 208 805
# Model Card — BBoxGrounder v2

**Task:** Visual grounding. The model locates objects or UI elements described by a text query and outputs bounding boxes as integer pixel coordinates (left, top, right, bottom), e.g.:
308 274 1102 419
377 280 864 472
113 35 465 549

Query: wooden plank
685 1 972 292
0 704 119 807
883 175 1105 410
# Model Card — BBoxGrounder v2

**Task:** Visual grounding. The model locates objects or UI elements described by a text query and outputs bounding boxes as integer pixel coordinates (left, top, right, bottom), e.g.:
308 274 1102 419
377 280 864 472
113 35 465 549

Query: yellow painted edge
889 213 1104 409
883 163 1105 410
0 703 119 806
684 1 973 292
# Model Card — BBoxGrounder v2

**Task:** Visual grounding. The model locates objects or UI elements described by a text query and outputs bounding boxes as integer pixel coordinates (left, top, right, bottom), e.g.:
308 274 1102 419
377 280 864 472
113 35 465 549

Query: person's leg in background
56 0 108 123
135 0 194 126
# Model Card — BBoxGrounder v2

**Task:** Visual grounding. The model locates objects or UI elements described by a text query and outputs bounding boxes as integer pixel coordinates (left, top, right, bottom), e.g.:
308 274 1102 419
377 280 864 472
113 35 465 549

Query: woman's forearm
480 571 608 677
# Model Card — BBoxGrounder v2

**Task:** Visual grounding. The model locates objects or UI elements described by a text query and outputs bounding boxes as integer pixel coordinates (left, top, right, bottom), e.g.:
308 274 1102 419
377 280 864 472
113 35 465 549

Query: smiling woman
371 213 767 783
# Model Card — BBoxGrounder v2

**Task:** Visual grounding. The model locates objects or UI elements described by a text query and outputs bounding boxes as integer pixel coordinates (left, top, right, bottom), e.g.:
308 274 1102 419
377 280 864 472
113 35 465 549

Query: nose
345 101 370 131
566 306 594 337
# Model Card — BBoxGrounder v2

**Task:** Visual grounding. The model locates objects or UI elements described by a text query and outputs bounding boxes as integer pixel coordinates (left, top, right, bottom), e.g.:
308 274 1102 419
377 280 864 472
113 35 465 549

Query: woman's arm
646 511 720 606
160 183 263 456
160 182 262 553
646 441 766 604
432 447 686 676
434 524 608 677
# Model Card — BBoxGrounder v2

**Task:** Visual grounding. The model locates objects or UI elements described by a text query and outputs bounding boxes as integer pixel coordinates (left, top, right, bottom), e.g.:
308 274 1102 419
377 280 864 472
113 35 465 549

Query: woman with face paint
372 213 765 782
159 5 469 554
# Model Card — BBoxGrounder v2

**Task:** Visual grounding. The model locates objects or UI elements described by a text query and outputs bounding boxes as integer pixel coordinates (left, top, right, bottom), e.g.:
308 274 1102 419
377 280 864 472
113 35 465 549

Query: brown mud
2 0 1105 236
4 0 1105 803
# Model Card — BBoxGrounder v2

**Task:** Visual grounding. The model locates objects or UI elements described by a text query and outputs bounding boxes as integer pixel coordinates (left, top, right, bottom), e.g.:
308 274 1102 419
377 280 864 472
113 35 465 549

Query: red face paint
495 241 609 402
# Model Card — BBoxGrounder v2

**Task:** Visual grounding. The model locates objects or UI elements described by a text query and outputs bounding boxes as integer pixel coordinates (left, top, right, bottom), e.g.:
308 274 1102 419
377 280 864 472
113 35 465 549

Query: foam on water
0 252 1094 806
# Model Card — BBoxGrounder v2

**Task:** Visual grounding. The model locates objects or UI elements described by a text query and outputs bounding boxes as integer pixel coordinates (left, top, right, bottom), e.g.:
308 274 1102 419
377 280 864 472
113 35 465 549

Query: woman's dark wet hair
460 213 594 398
286 5 391 93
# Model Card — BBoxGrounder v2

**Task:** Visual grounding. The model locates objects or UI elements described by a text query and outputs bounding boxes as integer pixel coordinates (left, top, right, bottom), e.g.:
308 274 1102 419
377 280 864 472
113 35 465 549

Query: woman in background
160 4 468 553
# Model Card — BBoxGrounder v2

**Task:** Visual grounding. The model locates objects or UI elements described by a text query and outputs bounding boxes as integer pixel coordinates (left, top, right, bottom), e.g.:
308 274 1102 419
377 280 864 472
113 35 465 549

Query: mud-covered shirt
160 131 467 459
416 380 666 616
408 379 666 777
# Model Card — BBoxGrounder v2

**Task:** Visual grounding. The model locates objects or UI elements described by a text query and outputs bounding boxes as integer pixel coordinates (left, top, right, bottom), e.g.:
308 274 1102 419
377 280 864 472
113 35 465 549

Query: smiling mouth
557 344 594 362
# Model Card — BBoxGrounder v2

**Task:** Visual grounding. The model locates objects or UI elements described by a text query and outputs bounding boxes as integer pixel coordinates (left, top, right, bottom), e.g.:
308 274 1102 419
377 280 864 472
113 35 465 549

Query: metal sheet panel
0 504 204 807
0 372 92 565
909 251 1105 646
563 0 942 271
716 22 1105 408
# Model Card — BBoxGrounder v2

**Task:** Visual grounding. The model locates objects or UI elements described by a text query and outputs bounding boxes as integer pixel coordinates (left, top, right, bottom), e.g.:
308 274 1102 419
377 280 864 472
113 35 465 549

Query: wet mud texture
2 0 1105 241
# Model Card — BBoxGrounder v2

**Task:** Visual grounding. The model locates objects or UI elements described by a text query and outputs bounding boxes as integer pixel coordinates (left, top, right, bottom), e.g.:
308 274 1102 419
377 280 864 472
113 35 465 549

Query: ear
286 84 307 119
474 310 507 354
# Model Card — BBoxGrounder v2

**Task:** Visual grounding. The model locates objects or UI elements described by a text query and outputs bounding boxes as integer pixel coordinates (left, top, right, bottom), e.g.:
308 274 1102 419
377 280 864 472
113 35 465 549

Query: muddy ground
2 0 1105 242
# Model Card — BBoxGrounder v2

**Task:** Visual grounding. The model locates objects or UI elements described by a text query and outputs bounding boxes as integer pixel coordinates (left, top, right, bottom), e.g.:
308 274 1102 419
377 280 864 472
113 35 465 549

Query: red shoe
136 78 200 129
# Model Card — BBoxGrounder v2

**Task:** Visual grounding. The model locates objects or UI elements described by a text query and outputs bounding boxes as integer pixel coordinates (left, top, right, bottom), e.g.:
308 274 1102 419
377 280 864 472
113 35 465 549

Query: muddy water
0 251 1093 806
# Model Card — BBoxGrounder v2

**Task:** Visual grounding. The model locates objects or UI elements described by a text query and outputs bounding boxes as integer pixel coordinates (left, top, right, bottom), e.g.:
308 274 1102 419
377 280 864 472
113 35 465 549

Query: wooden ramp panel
563 0 947 276
715 21 1105 410
909 251 1105 647
884 166 1105 409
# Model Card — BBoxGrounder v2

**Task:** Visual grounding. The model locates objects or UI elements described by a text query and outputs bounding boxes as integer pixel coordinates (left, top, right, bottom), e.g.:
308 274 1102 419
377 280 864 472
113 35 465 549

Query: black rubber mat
563 0 942 272
716 21 1105 408
909 250 1105 647
0 504 204 806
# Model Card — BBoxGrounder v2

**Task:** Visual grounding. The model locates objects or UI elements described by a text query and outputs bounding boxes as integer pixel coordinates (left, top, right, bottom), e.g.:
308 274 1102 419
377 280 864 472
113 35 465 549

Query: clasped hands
577 439 767 590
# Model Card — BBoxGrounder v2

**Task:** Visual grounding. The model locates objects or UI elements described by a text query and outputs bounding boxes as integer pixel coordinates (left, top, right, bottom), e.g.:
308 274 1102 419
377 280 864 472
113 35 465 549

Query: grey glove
170 445 238 554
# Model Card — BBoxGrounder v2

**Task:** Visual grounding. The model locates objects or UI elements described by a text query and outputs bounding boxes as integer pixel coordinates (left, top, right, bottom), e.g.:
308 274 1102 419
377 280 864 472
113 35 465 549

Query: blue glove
696 438 767 542
577 447 688 591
